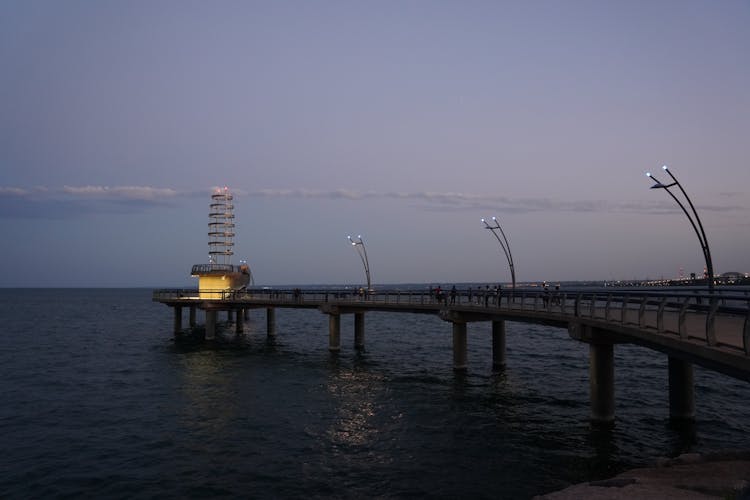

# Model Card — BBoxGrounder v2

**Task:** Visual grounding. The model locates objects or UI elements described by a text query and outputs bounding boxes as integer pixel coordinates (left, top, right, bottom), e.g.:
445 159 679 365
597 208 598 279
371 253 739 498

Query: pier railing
152 287 750 355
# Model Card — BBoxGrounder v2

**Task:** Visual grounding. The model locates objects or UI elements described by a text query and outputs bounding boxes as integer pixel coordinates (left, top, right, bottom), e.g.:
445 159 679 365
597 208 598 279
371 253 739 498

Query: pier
153 286 750 425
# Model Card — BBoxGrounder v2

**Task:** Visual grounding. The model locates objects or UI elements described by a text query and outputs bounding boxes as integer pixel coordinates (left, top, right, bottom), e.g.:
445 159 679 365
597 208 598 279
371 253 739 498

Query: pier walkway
153 287 750 424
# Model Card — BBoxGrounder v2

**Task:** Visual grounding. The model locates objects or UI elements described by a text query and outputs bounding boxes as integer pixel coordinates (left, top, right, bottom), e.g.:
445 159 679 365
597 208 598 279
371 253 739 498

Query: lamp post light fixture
347 234 372 292
646 165 714 292
481 217 516 289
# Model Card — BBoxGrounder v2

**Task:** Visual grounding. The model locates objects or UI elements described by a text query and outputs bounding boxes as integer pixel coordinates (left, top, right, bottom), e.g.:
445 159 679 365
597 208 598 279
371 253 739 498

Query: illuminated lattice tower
208 187 235 266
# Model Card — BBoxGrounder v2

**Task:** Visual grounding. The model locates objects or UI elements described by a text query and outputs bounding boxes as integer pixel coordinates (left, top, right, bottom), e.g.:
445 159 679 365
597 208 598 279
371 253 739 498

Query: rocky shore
536 451 750 499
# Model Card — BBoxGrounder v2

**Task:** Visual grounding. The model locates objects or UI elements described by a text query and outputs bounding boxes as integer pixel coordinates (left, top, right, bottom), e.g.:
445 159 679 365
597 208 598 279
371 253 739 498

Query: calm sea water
1 288 749 499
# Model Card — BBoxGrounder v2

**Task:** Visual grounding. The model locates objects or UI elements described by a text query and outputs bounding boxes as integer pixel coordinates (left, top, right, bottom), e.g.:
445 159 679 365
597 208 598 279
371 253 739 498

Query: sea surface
1 287 749 499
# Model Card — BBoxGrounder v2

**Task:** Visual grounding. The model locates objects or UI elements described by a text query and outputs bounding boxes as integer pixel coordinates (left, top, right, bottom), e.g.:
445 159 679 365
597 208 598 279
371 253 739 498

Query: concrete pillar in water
492 320 506 370
266 308 276 337
189 306 196 327
243 308 249 321
668 356 695 421
452 322 468 371
589 342 615 425
354 312 365 350
173 306 182 334
235 309 244 334
329 314 341 352
205 310 217 341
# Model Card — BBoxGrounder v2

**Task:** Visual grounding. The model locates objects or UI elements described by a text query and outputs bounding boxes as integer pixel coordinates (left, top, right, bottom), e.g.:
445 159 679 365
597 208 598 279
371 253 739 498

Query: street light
347 234 371 292
481 217 516 288
646 165 714 291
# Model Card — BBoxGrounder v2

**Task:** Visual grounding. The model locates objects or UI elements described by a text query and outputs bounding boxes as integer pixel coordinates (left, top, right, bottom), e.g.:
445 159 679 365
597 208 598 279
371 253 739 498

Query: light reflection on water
325 365 382 447
178 350 241 437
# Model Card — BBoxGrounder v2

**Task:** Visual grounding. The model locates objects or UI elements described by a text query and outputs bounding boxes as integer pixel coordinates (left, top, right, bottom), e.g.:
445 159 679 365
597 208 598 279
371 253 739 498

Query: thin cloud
250 188 366 200
0 187 30 196
61 185 181 200
245 188 745 215
0 184 745 219
0 184 194 218
1 185 185 201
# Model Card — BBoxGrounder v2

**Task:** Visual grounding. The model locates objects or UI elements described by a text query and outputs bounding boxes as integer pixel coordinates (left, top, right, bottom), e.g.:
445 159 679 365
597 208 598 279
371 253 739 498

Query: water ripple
0 289 748 498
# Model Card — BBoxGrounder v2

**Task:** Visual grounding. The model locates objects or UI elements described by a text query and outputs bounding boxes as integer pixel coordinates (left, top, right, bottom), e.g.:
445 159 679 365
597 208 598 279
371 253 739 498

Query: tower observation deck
208 187 235 266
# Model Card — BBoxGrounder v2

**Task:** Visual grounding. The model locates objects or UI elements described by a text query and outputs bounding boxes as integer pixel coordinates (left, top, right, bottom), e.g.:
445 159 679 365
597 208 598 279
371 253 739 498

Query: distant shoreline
1 280 749 290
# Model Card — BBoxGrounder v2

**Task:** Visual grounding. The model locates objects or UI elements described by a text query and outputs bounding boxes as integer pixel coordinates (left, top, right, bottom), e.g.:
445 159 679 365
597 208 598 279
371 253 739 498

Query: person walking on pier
552 284 561 305
450 285 457 305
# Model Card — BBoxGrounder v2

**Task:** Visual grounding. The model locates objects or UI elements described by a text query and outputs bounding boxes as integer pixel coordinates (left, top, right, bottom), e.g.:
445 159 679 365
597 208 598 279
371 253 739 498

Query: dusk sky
1 1 748 287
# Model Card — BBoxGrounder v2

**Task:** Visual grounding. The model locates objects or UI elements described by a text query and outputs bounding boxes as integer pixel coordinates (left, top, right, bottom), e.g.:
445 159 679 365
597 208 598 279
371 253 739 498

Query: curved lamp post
481 217 516 288
646 165 714 291
347 235 371 292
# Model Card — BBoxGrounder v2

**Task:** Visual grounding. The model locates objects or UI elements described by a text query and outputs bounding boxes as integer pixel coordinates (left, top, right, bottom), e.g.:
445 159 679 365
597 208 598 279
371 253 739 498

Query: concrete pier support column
354 312 365 350
173 306 182 334
189 306 196 327
329 314 341 352
492 320 506 370
589 342 615 425
452 322 468 371
205 310 217 341
266 308 276 337
668 356 695 421
243 308 249 321
235 310 244 334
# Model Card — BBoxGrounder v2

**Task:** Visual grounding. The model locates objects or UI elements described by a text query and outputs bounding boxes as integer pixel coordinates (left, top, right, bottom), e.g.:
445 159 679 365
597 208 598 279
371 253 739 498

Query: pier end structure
191 187 252 299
